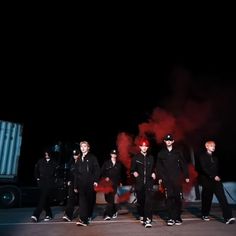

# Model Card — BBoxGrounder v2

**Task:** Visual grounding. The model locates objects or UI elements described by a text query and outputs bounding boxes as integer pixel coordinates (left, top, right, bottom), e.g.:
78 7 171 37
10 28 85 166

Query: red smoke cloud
115 69 234 187
94 178 114 193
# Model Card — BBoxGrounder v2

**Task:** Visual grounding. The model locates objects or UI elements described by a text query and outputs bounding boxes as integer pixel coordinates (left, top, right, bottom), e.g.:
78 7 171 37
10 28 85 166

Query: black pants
78 185 96 223
164 182 183 221
104 191 117 217
64 184 79 219
201 178 233 220
135 186 154 221
33 187 53 219
165 195 182 220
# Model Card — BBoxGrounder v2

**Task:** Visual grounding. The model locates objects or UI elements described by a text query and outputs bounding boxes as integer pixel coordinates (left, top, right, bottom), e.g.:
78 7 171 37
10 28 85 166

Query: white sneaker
104 216 111 220
44 216 52 221
139 216 144 224
144 218 152 228
62 215 71 222
226 218 235 224
76 219 88 226
175 219 183 225
202 216 210 221
167 219 175 226
31 216 38 223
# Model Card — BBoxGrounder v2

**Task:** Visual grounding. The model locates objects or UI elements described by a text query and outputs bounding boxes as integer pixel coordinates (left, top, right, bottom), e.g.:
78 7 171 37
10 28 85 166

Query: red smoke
94 178 114 193
116 132 136 171
182 164 198 194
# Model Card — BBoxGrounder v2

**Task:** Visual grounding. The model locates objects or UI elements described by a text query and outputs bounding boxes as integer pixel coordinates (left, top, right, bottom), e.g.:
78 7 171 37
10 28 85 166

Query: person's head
44 151 50 159
205 140 216 153
110 149 118 162
139 139 150 154
110 149 118 158
80 141 90 154
163 134 174 146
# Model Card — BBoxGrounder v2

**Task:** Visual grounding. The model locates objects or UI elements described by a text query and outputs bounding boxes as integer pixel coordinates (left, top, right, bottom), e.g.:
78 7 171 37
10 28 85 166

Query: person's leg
104 193 113 218
144 189 154 221
214 182 233 221
32 188 47 220
64 186 76 220
136 190 145 220
201 181 213 217
78 190 89 224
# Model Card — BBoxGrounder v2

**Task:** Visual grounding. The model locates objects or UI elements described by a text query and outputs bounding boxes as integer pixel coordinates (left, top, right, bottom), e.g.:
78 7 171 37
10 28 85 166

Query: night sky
1 44 236 185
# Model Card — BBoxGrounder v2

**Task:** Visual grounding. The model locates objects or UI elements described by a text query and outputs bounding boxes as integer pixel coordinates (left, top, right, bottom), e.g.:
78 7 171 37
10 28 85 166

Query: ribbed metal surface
0 120 23 178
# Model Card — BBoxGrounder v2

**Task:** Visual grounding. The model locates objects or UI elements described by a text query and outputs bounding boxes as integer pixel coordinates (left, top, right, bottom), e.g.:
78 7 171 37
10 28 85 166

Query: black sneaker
76 219 88 226
31 216 38 223
202 216 210 221
225 218 235 224
112 212 118 219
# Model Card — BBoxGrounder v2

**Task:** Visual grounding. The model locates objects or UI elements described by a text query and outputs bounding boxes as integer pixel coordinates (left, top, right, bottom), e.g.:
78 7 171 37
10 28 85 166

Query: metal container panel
0 120 23 179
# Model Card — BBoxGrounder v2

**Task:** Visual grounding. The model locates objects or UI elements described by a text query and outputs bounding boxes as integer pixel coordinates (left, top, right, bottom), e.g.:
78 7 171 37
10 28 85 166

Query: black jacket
34 158 59 188
156 148 189 185
130 152 155 191
101 160 123 188
198 152 218 180
74 152 100 189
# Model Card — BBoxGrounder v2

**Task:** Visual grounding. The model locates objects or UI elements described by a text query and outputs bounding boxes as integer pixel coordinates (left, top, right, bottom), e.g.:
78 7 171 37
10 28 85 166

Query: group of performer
30 135 235 227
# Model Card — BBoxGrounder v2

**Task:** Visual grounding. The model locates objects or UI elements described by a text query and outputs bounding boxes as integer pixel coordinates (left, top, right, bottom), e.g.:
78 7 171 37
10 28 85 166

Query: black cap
73 149 80 155
110 149 117 155
164 134 174 141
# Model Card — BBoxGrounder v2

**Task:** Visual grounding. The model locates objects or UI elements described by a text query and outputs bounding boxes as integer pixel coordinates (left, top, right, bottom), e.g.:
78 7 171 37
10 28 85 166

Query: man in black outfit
101 149 124 220
156 134 189 226
199 140 235 224
130 139 156 228
62 149 80 221
31 150 59 222
74 141 100 226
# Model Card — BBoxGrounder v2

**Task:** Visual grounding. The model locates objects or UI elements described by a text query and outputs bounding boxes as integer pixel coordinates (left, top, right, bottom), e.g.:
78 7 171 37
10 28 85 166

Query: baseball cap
164 134 174 141
73 149 80 155
110 149 117 155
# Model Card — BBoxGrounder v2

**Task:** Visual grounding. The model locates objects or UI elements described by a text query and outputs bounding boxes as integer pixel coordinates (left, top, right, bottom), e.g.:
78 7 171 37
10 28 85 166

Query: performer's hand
151 173 156 180
105 177 110 182
133 172 139 177
94 182 98 187
185 178 190 183
215 176 221 181
158 179 162 185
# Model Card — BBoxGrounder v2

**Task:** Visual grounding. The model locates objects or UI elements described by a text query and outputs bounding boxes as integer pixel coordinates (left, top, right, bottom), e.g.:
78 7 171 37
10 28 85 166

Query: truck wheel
0 185 21 208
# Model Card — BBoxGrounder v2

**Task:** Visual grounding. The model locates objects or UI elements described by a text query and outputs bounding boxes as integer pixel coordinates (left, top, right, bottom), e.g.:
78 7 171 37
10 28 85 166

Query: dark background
1 21 236 185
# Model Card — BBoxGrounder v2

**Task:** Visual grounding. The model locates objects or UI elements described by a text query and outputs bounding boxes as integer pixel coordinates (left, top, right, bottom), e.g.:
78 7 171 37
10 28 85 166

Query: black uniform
130 152 155 222
63 158 79 220
101 159 123 218
74 152 100 224
156 147 189 222
199 152 233 221
32 157 59 220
